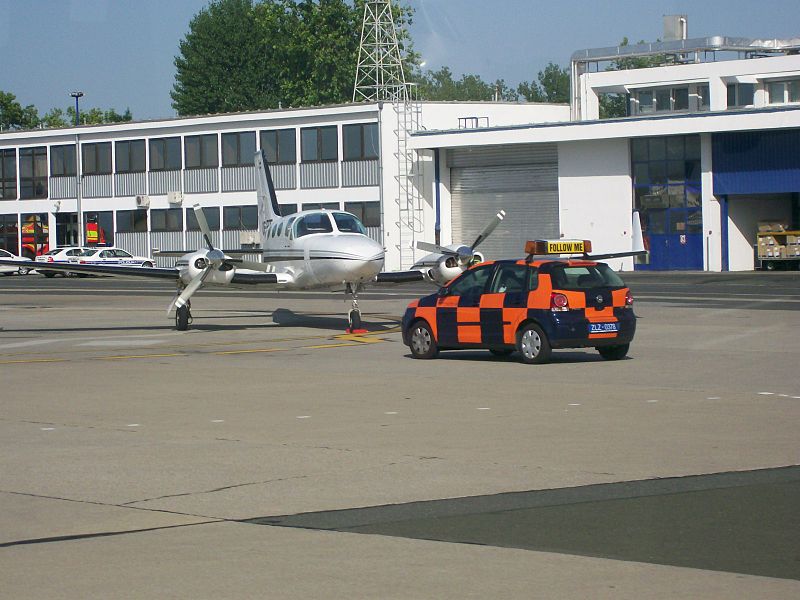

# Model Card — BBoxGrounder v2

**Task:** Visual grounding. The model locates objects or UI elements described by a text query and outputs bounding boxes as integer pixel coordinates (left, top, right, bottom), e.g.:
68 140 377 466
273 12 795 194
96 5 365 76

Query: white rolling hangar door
448 143 559 259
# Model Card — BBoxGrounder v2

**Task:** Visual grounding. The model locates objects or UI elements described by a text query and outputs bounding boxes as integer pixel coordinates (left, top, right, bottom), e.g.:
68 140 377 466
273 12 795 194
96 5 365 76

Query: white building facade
0 101 569 270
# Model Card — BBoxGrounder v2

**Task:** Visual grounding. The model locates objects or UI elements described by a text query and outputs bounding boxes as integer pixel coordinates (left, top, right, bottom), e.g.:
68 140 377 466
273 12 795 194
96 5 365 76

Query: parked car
0 248 31 275
35 247 91 277
75 247 154 268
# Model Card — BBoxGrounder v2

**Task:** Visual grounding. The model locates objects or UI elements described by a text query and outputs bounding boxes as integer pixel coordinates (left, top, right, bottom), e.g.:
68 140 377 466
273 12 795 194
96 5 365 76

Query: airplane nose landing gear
346 283 367 333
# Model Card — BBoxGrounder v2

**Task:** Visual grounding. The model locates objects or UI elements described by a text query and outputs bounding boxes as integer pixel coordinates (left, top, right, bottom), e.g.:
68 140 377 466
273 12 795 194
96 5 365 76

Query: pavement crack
121 475 310 506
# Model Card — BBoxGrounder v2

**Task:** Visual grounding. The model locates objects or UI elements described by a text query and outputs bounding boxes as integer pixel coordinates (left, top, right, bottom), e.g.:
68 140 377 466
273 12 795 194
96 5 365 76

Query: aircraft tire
176 305 190 331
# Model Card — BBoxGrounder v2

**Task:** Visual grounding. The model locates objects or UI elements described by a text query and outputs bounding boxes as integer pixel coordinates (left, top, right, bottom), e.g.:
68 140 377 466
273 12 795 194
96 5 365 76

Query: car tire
517 323 551 364
142 262 154 268
17 267 29 276
598 344 629 360
42 271 56 278
408 320 439 359
489 348 513 357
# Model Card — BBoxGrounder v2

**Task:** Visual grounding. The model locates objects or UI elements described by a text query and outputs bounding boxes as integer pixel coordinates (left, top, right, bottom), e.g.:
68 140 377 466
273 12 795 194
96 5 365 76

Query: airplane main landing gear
176 301 192 331
345 283 367 333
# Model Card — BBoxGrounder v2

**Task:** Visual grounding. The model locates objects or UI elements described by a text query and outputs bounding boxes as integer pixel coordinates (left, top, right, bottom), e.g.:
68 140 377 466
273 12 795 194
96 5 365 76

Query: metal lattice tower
353 0 408 103
353 0 424 269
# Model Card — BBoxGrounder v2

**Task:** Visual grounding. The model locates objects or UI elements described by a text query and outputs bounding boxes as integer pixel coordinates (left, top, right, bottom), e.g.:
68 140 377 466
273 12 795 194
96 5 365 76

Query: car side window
446 264 495 296
490 264 533 294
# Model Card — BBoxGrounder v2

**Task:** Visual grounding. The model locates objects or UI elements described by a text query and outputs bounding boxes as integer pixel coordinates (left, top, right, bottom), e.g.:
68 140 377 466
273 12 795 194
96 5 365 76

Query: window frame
116 209 148 233
115 139 146 174
19 146 48 199
0 148 17 200
150 208 184 232
50 144 77 177
149 137 182 171
184 134 219 170
300 126 338 163
221 131 257 168
222 205 258 230
343 122 379 161
82 142 112 176
259 129 297 164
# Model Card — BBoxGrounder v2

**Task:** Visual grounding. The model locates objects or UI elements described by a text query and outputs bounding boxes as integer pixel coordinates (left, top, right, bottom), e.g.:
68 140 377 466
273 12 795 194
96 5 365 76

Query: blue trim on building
712 130 800 195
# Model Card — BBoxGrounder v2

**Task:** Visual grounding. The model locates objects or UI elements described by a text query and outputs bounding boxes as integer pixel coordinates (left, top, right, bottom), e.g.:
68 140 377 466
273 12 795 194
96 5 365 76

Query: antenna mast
353 0 408 102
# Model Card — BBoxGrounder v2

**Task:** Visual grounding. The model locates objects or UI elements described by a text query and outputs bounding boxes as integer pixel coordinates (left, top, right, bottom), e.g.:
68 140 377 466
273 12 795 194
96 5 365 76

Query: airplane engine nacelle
178 251 235 286
425 255 467 286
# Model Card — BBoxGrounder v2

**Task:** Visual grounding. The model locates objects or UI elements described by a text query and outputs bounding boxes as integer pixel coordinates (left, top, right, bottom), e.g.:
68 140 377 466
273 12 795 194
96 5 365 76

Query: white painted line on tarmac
40 427 55 431
758 392 775 395
647 400 659 403
706 396 721 400
127 424 140 427
211 419 225 423
296 415 311 419
476 407 491 411
568 403 581 406
384 411 398 415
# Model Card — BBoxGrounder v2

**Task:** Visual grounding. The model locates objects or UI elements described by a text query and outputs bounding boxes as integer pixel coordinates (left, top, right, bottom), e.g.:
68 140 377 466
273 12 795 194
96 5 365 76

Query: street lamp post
70 92 84 245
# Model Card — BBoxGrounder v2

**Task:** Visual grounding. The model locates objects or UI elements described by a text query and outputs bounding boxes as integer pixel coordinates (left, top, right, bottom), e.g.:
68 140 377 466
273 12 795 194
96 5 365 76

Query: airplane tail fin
255 150 281 242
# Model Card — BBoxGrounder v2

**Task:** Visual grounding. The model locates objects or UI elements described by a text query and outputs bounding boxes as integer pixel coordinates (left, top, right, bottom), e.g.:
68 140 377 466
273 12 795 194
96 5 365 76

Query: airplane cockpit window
276 222 283 237
294 212 333 238
332 212 367 235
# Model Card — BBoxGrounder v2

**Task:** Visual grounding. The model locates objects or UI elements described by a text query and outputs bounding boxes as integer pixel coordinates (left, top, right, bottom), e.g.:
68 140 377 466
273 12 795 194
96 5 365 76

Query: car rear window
550 264 625 290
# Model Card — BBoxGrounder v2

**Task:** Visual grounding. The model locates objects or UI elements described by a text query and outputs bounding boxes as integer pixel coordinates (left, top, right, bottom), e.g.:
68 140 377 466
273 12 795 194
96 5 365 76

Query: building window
697 85 710 111
149 137 181 171
83 142 112 175
301 202 339 212
635 87 689 114
223 205 258 230
279 204 297 215
186 206 220 231
150 208 183 232
115 140 146 174
301 126 337 162
1 149 16 200
185 134 219 169
636 90 654 114
727 83 755 108
343 123 379 160
0 214 19 253
20 146 48 199
768 79 800 105
260 129 296 164
222 131 256 167
50 145 76 177
344 201 380 227
116 209 148 233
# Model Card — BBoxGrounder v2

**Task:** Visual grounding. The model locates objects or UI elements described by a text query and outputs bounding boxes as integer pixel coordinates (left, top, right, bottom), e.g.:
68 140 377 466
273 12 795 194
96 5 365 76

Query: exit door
56 213 79 247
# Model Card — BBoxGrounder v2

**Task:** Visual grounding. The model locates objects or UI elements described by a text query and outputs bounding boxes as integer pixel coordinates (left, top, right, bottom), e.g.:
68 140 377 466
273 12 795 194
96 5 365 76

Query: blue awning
712 129 800 195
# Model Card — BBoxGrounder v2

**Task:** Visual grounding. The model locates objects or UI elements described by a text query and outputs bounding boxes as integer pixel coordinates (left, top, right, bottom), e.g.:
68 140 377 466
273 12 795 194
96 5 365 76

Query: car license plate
589 322 619 333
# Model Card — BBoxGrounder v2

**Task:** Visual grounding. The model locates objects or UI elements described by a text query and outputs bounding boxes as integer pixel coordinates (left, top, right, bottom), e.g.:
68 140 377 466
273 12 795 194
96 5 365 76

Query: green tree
518 62 569 103
413 67 493 101
0 91 39 130
172 0 416 115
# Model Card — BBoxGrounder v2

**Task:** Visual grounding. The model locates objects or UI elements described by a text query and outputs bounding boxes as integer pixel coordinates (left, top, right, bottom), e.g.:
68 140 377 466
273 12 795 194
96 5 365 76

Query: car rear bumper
542 308 637 348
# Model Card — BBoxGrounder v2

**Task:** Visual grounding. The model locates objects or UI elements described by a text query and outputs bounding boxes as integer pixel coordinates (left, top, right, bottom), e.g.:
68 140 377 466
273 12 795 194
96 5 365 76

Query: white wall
419 102 569 132
557 139 634 271
727 194 793 271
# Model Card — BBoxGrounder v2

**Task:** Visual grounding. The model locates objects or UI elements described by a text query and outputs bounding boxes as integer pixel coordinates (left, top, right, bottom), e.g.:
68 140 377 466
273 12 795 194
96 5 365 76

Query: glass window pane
223 206 240 229
277 129 296 163
668 160 684 183
261 131 277 163
649 161 666 185
242 205 258 229
727 84 736 107
343 125 360 160
364 123 379 158
656 89 671 111
222 133 238 166
698 85 709 108
320 127 337 161
301 129 317 161
673 87 689 110
633 163 649 186
116 142 130 172
149 140 164 170
647 209 667 234
668 185 685 208
240 132 255 163
631 138 648 161
687 208 702 233
768 82 784 105
739 84 755 106
165 138 181 170
98 143 112 174
789 81 800 103
685 135 700 160
685 159 701 182
202 135 218 167
186 206 220 230
185 136 200 168
686 185 701 207
131 140 145 172
638 91 653 113
649 138 666 161
666 137 683 160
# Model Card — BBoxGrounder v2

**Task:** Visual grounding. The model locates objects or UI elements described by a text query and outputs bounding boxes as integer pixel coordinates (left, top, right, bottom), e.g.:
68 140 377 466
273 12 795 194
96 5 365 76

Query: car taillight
625 290 634 307
550 292 569 312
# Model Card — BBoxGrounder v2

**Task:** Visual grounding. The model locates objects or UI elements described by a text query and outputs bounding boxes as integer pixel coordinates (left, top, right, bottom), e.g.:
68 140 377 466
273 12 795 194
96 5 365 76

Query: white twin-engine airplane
0 150 507 332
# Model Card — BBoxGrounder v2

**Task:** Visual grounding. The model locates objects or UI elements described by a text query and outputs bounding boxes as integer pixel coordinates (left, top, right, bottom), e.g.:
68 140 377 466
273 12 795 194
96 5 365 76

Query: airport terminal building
1 35 799 272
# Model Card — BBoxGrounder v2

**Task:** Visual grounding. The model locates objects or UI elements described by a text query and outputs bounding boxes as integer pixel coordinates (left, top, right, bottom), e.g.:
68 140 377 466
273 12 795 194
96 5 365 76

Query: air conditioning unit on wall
135 195 150 208
167 191 184 205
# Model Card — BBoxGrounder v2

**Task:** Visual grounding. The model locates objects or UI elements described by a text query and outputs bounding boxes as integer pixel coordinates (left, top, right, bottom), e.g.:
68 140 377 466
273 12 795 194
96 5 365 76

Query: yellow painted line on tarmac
334 333 386 344
97 353 187 361
213 348 286 356
0 358 67 365
304 342 362 349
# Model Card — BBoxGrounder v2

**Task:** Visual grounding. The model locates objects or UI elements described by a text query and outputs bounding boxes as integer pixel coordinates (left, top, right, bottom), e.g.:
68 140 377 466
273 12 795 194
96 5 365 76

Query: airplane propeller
168 204 226 315
416 209 506 265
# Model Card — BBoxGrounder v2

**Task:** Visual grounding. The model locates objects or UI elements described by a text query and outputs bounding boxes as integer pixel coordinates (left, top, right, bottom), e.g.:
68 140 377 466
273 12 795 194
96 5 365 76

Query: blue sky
2 0 798 120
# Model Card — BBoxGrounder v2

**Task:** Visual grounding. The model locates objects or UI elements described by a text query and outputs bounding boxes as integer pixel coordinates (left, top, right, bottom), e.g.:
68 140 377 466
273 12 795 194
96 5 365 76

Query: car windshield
549 263 626 290
332 212 367 235
44 249 64 256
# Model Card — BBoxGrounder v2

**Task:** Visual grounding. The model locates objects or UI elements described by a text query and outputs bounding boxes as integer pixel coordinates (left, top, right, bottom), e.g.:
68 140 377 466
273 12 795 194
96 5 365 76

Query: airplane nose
350 236 384 279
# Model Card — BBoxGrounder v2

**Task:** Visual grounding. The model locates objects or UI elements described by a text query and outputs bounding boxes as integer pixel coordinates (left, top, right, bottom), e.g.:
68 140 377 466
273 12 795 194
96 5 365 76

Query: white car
0 248 31 275
76 247 154 268
35 247 92 277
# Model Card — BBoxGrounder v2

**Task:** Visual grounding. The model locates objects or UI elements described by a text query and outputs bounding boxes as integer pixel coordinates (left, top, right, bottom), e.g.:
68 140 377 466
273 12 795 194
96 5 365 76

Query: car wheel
17 267 29 276
489 348 513 357
42 271 56 278
517 323 551 364
408 320 438 359
142 261 154 268
598 344 630 360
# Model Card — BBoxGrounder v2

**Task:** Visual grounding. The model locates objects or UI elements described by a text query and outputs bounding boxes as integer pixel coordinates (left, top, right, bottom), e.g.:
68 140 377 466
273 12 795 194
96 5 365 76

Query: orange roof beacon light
525 239 592 261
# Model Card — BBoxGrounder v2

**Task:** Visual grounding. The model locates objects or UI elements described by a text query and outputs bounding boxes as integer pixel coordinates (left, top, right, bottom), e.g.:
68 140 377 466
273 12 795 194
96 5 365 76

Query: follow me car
402 239 638 364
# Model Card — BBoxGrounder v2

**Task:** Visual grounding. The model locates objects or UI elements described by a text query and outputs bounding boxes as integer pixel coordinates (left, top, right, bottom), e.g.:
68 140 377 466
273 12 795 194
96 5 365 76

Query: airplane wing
0 259 179 280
